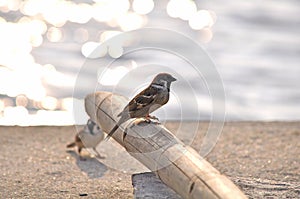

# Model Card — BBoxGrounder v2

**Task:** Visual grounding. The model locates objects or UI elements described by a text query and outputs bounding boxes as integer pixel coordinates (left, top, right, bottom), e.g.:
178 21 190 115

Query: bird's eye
160 79 167 86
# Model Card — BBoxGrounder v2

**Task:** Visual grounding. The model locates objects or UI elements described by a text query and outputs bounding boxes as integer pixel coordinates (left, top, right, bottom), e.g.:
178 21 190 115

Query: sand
0 122 299 198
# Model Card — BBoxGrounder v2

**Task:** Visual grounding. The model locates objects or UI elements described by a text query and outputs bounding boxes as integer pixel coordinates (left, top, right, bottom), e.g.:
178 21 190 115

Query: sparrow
67 119 105 159
105 73 177 140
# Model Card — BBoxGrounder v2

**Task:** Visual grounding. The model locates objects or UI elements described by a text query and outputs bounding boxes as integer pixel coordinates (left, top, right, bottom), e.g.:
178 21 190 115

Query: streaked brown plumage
105 73 176 140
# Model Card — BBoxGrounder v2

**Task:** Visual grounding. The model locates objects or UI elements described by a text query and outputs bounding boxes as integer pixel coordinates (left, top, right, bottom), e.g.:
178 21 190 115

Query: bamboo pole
85 91 247 199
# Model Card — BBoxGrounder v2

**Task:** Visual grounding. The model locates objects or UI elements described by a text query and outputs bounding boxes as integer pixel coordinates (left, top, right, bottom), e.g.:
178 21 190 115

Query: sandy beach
1 122 299 198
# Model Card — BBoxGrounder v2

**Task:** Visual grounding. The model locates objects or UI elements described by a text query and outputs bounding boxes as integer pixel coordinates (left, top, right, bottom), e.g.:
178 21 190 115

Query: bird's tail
66 142 76 148
105 124 119 141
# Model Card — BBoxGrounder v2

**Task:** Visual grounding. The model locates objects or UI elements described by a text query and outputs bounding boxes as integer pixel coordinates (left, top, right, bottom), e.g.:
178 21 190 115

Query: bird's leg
78 147 82 154
144 115 152 123
78 147 86 161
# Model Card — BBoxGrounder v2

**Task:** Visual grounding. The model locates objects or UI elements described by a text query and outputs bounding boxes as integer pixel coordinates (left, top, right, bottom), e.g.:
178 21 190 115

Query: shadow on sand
66 150 108 179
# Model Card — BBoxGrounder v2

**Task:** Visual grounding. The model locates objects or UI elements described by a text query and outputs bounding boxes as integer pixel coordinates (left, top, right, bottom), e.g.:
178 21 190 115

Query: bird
67 119 105 159
105 73 177 140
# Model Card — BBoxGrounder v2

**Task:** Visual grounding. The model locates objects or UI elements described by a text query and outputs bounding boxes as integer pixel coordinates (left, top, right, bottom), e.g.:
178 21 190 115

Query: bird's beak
171 76 177 82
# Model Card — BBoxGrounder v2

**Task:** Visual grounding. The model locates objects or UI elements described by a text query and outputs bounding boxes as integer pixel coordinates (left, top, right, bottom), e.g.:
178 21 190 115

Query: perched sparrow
106 73 177 140
67 119 105 158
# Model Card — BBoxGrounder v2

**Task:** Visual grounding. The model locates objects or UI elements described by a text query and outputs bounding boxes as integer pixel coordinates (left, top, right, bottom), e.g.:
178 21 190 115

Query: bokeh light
3 106 29 126
41 96 58 110
73 28 89 43
108 45 124 58
93 0 130 23
100 31 122 42
42 64 75 88
16 95 29 107
0 0 216 125
167 0 197 20
47 27 63 42
198 28 213 43
61 98 74 111
132 0 154 15
117 12 146 31
81 41 107 58
68 3 92 24
189 10 216 30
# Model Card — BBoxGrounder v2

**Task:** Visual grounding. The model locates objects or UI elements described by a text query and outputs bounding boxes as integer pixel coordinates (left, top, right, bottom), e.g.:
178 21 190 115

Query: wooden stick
85 92 247 199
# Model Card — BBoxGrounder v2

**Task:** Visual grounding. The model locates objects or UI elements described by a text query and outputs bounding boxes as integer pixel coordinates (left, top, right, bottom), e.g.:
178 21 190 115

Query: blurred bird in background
106 73 177 140
67 119 104 159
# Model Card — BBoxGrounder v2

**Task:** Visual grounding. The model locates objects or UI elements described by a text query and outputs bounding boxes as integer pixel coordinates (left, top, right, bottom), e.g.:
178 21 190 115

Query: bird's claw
142 115 161 124
148 115 159 121
151 120 161 125
145 118 151 123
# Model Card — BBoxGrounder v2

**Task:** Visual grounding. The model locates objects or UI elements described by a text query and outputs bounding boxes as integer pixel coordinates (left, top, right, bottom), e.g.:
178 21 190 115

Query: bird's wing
116 85 159 119
129 86 158 112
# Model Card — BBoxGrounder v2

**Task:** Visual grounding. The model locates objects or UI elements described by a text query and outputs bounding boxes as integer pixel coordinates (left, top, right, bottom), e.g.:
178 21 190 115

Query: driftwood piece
85 91 247 199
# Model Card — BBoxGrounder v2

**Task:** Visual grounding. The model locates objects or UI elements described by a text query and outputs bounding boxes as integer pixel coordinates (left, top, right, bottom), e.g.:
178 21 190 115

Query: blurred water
1 0 300 124
205 0 300 120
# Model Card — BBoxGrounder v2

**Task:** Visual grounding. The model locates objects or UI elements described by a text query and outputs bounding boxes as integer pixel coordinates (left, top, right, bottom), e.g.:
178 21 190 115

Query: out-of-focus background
0 0 299 125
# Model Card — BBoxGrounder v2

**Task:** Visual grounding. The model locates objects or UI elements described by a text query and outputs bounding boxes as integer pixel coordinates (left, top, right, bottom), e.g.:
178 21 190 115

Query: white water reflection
0 0 299 125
